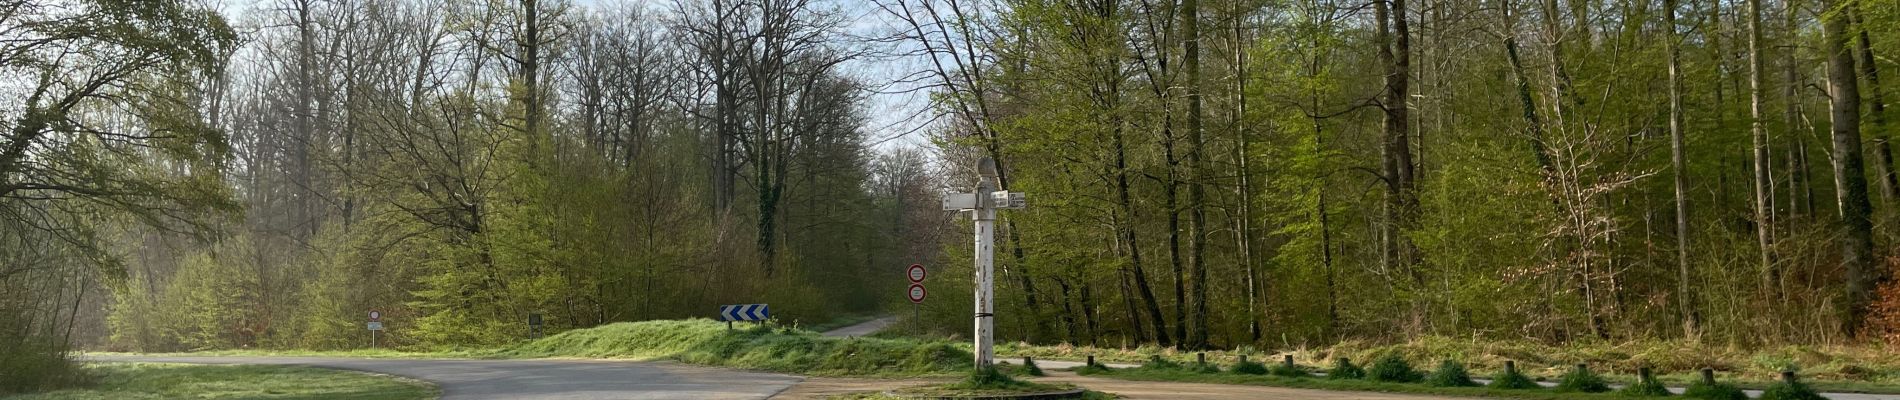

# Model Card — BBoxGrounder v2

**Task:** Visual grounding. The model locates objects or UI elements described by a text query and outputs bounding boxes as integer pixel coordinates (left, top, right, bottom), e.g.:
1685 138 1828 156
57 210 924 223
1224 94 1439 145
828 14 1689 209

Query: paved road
87 355 802 400
819 316 899 337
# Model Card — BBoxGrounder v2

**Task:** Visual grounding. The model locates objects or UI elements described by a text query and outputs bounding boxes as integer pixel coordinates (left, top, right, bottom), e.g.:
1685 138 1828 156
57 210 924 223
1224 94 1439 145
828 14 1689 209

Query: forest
0 0 1896 393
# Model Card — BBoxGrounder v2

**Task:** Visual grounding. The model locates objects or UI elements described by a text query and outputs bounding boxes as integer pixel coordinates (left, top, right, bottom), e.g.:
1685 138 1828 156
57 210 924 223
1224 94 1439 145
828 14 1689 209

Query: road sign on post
367 310 384 348
908 284 927 303
908 264 927 283
719 304 769 320
941 158 1024 370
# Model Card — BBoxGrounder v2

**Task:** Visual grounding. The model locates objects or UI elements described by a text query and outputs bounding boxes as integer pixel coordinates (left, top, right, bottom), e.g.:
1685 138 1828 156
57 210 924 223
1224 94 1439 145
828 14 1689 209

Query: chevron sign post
719 304 769 329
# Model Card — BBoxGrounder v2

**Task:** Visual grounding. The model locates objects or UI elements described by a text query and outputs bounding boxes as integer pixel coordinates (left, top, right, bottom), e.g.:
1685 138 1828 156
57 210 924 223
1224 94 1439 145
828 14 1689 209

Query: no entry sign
908 283 927 303
907 264 927 283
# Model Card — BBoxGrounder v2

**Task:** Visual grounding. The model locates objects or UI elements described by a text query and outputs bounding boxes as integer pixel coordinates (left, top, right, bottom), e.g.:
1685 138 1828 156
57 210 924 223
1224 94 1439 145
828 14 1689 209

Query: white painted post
942 158 1022 371
972 159 998 369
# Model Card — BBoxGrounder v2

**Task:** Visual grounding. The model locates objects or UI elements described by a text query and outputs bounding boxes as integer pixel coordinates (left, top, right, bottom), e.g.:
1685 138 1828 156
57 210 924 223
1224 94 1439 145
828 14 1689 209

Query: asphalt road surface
818 316 899 337
86 355 801 400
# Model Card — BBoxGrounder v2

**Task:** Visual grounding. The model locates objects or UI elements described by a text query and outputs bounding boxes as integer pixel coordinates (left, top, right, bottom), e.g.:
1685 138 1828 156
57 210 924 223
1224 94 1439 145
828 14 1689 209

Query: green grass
495 319 969 376
4 363 435 400
1074 367 1692 400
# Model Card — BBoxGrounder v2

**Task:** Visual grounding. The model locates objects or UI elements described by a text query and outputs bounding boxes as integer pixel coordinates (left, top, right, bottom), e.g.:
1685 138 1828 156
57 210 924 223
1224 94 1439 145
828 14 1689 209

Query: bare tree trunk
1676 0 1704 338
1822 0 1876 335
1231 7 1261 344
1746 0 1778 312
1375 0 1421 332
1183 0 1210 350
1855 6 1897 210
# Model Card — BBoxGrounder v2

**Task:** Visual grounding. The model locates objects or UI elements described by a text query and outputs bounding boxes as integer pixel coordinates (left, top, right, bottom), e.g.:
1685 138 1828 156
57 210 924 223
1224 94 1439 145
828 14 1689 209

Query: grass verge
495 319 970 376
1076 366 1672 400
4 362 435 400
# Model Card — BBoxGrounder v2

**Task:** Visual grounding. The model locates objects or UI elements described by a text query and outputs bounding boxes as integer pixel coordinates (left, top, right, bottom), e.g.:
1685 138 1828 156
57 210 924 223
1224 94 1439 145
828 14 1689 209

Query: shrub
1487 366 1540 390
1268 361 1308 377
1757 374 1826 400
1367 354 1422 383
1327 357 1366 380
1230 360 1269 375
1141 355 1183 370
1555 364 1611 393
1682 382 1747 400
1424 360 1478 387
1618 368 1670 397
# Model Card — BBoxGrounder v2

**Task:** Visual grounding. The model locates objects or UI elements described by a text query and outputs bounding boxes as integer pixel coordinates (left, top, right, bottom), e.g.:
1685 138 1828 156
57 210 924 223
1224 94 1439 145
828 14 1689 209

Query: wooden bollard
1238 355 1249 363
1575 363 1589 373
1086 355 1096 367
1197 353 1206 364
1024 356 1034 366
1781 370 1797 384
1283 354 1296 368
1504 360 1517 375
1638 367 1653 381
1700 368 1716 385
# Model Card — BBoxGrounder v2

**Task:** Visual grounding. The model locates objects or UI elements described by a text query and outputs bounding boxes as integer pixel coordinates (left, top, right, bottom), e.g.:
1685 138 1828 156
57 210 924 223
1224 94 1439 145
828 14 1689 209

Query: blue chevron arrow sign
719 304 770 321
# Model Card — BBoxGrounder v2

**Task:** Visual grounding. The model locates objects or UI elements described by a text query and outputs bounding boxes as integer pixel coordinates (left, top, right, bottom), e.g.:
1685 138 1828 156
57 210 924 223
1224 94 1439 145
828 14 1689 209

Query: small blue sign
719 304 770 321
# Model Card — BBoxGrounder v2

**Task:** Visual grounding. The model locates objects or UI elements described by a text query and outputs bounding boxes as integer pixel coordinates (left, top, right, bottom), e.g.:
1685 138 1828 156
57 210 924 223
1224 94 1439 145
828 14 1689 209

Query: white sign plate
941 193 977 210
908 283 927 303
367 322 384 331
990 191 1025 209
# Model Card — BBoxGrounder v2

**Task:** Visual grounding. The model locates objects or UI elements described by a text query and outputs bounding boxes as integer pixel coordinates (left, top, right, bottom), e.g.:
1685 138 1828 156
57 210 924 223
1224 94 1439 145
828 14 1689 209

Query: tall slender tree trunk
1232 8 1262 344
1855 7 1897 209
1746 0 1776 312
1376 0 1421 331
1183 0 1210 350
1674 0 1703 338
1822 0 1877 335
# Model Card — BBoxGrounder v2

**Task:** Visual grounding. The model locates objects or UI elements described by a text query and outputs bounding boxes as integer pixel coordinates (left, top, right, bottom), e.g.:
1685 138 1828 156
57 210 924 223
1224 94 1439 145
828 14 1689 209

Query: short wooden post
1575 363 1589 373
1504 360 1517 375
1638 367 1653 381
1700 368 1716 385
1197 353 1206 365
1238 355 1248 364
1024 356 1033 366
1086 355 1095 367
1283 355 1295 368
1781 370 1797 384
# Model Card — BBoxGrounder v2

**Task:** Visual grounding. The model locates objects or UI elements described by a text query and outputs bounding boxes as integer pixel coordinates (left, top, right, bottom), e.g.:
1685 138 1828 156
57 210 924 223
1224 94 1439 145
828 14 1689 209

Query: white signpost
941 158 1024 369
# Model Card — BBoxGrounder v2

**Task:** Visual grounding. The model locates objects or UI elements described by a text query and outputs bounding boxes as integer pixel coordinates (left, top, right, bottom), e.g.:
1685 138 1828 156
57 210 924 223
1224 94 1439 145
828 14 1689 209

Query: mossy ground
6 363 435 400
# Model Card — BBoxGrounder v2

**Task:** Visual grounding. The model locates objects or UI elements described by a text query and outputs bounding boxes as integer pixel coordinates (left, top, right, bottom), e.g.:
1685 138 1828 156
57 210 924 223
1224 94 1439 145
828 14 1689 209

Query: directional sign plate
908 264 927 283
990 191 1026 209
719 304 771 321
367 321 384 331
908 284 927 303
941 193 978 210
